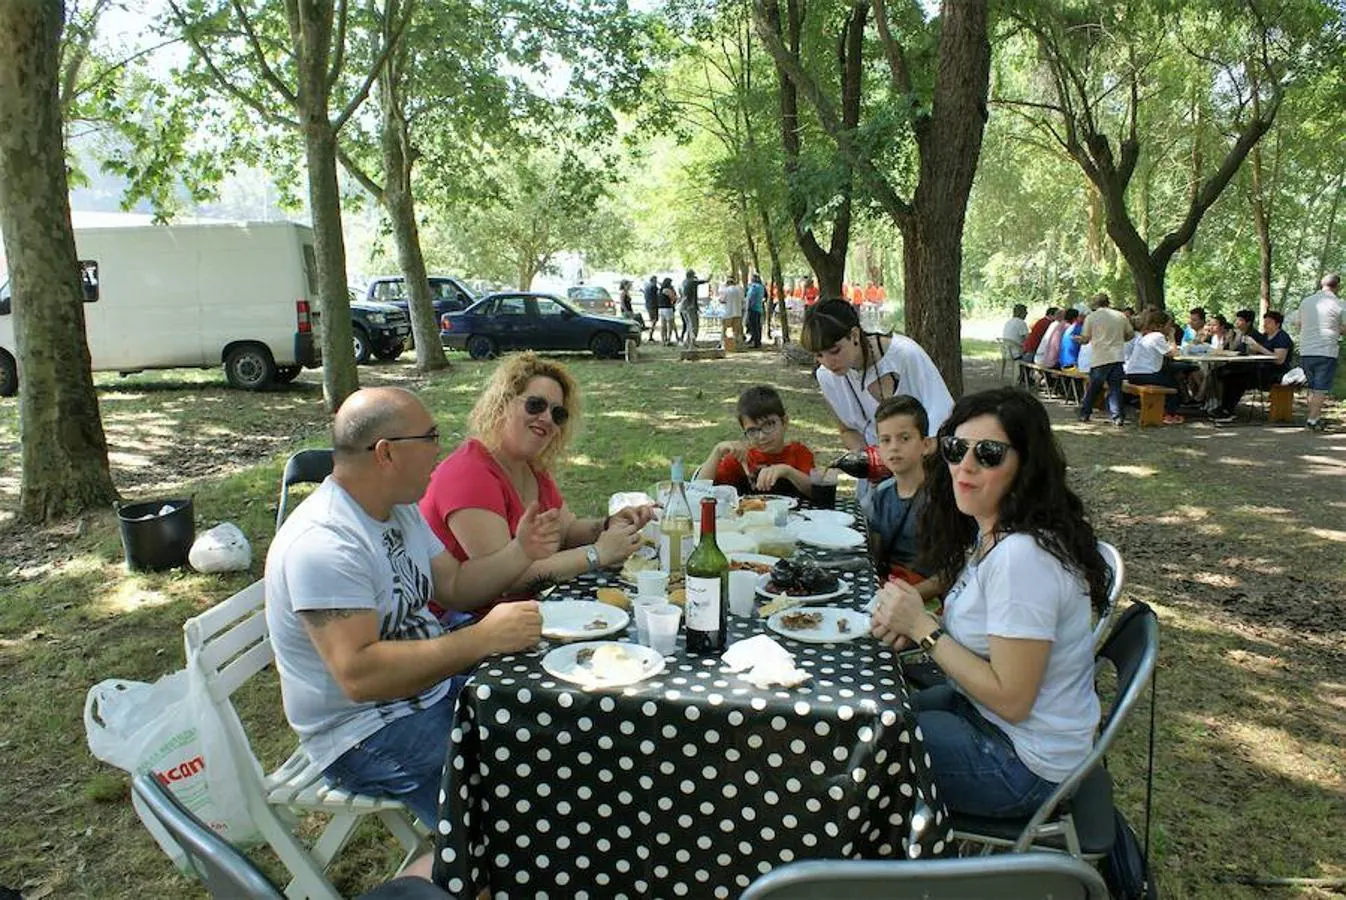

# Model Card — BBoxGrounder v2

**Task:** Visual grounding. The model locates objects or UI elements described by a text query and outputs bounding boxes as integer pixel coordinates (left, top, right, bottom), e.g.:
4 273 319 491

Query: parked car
366 275 476 319
440 292 642 360
350 299 411 364
566 285 615 315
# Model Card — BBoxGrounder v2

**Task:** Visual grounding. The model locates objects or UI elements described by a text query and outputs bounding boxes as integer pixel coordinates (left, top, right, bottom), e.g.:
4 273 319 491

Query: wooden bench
1122 381 1178 428
1057 368 1090 404
1268 383 1297 423
1017 360 1050 391
680 347 726 362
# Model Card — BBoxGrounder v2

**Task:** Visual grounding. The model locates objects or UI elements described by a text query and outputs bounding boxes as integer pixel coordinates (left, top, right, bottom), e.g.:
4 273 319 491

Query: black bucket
116 498 195 572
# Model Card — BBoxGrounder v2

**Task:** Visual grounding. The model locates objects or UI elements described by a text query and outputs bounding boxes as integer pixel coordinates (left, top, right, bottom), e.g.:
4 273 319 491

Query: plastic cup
728 570 758 617
645 603 682 656
632 595 664 645
637 569 669 598
765 498 791 526
810 468 838 509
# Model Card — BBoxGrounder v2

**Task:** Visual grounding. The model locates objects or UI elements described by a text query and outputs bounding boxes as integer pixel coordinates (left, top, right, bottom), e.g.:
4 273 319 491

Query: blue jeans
323 679 467 826
1080 361 1124 422
913 685 1057 819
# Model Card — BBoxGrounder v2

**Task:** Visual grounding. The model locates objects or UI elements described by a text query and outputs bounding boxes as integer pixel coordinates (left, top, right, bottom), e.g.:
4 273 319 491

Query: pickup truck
350 298 412 364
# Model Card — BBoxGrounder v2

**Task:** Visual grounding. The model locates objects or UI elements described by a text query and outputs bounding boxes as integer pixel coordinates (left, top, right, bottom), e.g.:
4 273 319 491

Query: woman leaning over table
419 352 650 623
870 387 1109 819
800 299 954 508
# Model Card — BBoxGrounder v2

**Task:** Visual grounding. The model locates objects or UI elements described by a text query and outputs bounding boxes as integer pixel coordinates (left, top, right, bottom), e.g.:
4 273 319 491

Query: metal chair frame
275 449 334 532
952 602 1158 859
739 852 1110 900
132 771 285 899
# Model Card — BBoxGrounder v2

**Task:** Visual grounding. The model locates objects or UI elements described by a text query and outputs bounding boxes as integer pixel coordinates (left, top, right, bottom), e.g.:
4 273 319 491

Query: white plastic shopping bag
188 522 252 573
84 661 262 870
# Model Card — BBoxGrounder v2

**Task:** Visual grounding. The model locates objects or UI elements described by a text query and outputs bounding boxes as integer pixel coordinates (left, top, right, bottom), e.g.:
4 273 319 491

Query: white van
0 220 322 396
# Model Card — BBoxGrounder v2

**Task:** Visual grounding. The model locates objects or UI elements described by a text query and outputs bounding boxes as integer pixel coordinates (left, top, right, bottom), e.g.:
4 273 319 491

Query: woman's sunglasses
939 436 1013 468
523 395 569 426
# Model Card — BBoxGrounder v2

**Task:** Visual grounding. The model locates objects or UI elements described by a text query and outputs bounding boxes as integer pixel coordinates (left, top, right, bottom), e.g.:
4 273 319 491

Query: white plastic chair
1096 541 1125 651
184 580 425 900
740 852 1109 899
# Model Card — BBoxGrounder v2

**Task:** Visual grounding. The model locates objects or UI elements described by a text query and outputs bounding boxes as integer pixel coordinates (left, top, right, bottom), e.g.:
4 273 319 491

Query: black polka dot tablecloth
432 502 953 899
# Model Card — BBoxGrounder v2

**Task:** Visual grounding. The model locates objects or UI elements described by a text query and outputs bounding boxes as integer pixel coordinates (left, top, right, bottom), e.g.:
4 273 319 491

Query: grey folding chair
1095 541 1125 651
739 852 1109 899
132 771 284 899
952 602 1159 859
275 448 334 532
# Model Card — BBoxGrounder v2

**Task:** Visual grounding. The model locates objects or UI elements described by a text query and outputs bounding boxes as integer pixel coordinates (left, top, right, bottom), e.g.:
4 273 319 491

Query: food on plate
836 616 851 633
758 594 805 617
764 559 839 596
584 616 611 631
737 497 767 513
576 646 597 666
779 610 824 631
596 587 631 610
729 559 773 575
586 644 647 681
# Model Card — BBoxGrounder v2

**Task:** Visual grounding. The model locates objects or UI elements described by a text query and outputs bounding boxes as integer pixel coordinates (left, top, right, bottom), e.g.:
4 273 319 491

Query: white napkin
609 491 655 516
721 635 811 688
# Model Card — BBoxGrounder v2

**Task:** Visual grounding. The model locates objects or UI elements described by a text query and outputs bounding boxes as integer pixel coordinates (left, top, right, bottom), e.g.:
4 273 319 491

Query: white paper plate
796 509 855 529
788 521 865 549
542 641 666 688
754 571 848 604
767 607 865 644
540 600 630 640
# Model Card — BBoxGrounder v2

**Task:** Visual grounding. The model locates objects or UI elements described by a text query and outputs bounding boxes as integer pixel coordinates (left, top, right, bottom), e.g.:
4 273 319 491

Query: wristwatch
919 626 945 653
584 545 602 571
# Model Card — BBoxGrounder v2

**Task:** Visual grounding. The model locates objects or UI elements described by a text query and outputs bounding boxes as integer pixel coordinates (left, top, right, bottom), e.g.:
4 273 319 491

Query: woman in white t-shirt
800 300 954 506
870 387 1109 819
1123 309 1183 423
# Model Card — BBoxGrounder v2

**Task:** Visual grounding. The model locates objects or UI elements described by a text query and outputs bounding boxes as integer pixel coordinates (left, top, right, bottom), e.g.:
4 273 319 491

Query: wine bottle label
685 575 722 630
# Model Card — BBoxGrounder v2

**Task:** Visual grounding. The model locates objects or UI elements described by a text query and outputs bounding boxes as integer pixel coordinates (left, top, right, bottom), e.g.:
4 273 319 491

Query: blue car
441 292 643 360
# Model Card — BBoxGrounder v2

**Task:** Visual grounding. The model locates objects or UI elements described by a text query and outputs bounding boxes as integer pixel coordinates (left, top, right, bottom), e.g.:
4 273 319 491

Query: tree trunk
382 114 449 372
1317 164 1345 283
303 124 359 411
1249 150 1273 317
0 1 118 521
903 219 965 397
758 202 788 342
900 0 992 397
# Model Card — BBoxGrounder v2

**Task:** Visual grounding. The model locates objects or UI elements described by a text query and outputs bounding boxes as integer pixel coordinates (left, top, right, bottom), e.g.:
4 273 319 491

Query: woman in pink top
420 353 652 620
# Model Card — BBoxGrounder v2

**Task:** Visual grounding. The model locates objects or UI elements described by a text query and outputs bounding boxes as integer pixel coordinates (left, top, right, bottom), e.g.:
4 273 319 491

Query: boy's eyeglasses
939 436 1013 469
523 395 570 426
742 418 782 441
366 427 440 451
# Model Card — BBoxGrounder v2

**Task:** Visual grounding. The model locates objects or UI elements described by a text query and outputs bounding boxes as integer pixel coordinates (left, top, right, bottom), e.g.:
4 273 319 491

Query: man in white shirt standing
265 387 559 825
719 276 746 350
1076 292 1135 427
1293 273 1344 432
1001 303 1030 360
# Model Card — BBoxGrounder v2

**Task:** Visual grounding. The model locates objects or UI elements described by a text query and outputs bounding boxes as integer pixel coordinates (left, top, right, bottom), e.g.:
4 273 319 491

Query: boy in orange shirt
696 385 814 498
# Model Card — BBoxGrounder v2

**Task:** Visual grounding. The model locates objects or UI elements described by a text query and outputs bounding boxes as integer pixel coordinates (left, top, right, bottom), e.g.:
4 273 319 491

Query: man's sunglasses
366 427 440 451
523 395 570 426
939 436 1013 468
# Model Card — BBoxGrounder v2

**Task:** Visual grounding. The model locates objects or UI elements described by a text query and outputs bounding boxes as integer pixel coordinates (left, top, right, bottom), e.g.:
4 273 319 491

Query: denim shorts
322 679 466 826
1301 355 1338 392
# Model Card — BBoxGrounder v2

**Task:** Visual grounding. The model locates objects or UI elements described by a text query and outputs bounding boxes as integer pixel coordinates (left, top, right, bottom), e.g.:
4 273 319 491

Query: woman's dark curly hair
917 387 1109 614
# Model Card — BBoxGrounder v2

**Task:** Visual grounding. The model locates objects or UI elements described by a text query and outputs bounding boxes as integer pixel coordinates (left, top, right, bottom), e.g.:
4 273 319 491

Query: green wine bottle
684 497 728 654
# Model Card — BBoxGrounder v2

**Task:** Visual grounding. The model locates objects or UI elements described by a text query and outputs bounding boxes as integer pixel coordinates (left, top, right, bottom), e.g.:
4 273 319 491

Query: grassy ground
1 338 1343 898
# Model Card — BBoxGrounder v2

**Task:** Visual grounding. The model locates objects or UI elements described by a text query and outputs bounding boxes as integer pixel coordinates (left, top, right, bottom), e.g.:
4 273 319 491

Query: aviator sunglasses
939 435 1013 468
523 394 570 426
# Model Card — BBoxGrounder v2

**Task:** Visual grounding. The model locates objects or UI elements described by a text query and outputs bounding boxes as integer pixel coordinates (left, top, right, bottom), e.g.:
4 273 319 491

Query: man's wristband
584 545 602 571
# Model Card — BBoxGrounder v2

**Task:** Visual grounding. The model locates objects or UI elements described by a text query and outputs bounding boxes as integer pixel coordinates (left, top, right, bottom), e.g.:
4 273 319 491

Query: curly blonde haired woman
419 352 650 621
